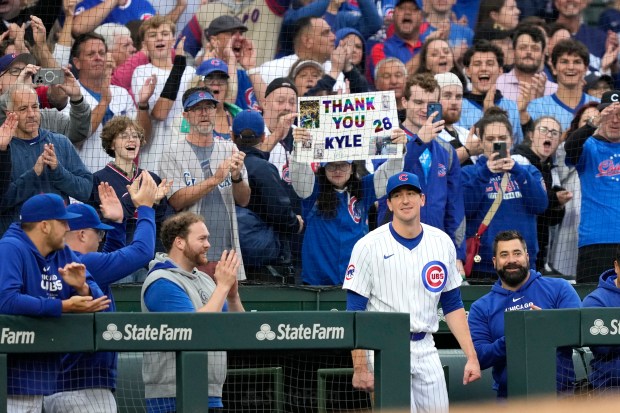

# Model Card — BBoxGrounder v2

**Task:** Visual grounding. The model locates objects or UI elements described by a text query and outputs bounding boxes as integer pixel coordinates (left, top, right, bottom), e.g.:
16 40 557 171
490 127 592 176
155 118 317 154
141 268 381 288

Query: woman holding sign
290 127 407 285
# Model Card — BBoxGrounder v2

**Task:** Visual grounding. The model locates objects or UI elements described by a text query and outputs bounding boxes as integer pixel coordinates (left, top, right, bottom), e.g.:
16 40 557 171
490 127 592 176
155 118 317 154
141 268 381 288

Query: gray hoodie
140 253 226 400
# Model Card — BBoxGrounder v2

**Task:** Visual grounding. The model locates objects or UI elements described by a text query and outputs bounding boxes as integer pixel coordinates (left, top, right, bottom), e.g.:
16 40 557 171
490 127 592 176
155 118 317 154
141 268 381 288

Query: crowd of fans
0 0 619 286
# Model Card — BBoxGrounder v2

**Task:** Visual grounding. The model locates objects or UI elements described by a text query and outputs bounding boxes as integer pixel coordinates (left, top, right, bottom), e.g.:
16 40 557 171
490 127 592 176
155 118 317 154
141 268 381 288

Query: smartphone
33 68 64 86
493 141 507 159
427 102 442 123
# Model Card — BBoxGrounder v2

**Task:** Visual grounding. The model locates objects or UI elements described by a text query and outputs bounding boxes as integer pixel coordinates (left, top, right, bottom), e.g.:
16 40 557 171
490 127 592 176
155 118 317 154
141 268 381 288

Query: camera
33 69 64 86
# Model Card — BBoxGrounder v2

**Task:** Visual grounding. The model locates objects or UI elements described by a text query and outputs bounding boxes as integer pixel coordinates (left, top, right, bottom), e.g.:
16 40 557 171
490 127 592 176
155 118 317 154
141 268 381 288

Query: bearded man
467 230 581 399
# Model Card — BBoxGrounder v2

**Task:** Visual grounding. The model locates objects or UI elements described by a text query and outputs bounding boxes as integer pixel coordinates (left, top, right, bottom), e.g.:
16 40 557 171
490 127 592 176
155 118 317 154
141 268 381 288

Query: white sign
295 91 402 163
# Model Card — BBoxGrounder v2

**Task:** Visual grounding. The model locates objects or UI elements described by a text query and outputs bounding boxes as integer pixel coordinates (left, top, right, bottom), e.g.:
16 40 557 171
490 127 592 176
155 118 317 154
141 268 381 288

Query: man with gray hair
0 84 92 234
374 57 407 122
94 23 136 68
435 72 481 166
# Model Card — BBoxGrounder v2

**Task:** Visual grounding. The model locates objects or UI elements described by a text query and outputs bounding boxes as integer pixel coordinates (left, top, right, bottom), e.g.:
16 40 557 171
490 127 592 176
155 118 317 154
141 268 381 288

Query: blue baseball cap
182 90 219 111
0 53 37 73
196 58 229 78
20 193 82 223
232 110 265 138
66 204 114 231
386 172 423 197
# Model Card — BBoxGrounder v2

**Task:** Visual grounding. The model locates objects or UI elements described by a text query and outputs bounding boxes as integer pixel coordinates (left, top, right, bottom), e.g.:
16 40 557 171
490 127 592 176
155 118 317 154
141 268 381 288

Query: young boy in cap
0 193 110 411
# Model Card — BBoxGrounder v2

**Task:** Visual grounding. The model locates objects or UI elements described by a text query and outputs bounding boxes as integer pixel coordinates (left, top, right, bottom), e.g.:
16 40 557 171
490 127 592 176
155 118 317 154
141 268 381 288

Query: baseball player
344 172 481 413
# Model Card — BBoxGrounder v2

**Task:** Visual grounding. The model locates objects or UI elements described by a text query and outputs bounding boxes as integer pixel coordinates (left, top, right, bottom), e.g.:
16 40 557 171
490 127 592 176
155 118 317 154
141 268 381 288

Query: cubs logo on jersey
421 261 448 293
348 195 361 223
437 163 447 177
345 264 355 281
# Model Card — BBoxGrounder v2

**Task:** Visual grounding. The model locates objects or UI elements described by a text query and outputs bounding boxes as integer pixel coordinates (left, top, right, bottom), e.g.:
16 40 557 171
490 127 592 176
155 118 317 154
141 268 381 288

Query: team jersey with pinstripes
343 222 462 333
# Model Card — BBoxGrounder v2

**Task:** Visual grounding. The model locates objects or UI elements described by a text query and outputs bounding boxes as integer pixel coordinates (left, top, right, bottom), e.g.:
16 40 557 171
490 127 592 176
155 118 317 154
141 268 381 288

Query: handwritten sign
295 91 403 163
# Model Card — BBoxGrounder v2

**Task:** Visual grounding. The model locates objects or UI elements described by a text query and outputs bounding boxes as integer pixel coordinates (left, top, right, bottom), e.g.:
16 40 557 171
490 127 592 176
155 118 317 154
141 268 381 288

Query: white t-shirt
131 63 195 174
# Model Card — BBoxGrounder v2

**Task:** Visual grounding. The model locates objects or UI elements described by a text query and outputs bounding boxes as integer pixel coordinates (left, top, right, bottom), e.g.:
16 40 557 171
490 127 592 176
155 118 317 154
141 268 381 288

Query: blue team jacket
58 206 156 391
468 271 582 398
0 223 104 395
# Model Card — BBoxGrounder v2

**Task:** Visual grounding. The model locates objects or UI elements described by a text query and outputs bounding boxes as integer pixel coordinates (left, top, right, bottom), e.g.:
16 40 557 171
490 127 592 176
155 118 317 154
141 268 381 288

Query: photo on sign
300 100 320 129
314 148 324 159
373 136 398 156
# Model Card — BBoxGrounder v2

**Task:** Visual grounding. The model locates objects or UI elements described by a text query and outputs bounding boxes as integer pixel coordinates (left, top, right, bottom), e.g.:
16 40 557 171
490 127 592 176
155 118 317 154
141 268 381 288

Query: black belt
410 332 426 341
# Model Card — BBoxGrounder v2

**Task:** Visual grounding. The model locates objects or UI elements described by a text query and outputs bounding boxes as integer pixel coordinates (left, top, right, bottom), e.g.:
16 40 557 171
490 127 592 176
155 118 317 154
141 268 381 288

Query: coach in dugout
0 193 110 412
468 230 581 398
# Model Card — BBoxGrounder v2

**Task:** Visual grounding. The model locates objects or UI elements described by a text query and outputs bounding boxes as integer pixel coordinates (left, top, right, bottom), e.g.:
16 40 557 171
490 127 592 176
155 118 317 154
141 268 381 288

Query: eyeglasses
536 126 561 138
2 66 23 76
188 104 216 113
325 162 352 172
117 132 142 141
201 76 227 86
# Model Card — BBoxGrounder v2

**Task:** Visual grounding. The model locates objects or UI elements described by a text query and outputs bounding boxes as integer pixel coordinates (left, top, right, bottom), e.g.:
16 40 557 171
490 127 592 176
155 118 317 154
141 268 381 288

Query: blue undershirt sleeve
346 290 369 311
143 279 195 312
439 287 464 315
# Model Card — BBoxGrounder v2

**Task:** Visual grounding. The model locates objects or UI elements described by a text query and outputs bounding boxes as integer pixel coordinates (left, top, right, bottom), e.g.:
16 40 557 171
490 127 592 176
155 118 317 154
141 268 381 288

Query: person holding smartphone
512 116 573 273
375 72 467 275
461 107 548 283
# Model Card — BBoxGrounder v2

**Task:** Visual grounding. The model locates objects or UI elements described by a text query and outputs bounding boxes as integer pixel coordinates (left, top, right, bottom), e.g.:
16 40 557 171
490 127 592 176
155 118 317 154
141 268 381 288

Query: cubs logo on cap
598 90 620 110
182 89 219 111
386 172 423 197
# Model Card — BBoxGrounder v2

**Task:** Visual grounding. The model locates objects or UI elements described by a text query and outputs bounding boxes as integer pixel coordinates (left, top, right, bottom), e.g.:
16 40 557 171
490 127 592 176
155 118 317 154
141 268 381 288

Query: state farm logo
590 319 610 335
256 324 276 341
102 323 123 341
102 323 192 341
255 323 345 341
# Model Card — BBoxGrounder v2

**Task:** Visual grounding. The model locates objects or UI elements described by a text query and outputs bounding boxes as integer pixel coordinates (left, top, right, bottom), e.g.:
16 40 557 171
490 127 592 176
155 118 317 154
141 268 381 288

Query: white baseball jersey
343 222 462 333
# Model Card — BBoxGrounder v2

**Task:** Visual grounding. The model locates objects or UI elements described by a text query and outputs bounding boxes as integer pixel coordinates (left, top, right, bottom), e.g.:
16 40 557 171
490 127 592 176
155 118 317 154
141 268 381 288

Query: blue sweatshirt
461 156 548 275
301 174 376 285
58 206 156 391
468 271 581 398
582 269 620 390
565 134 620 247
0 223 104 395
0 128 93 234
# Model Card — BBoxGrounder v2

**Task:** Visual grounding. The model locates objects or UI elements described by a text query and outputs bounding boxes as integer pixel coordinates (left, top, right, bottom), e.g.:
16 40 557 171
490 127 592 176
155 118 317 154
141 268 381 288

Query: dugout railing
0 311 409 412
506 308 620 398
